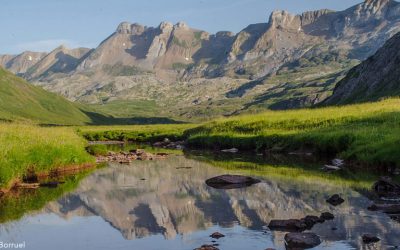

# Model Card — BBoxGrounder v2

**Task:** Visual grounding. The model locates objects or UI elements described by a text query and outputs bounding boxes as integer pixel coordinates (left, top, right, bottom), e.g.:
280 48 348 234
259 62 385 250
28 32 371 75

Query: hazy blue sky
0 0 362 54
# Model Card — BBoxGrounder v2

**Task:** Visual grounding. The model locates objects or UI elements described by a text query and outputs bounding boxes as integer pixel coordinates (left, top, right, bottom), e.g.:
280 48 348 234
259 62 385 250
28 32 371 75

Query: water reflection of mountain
46 156 400 248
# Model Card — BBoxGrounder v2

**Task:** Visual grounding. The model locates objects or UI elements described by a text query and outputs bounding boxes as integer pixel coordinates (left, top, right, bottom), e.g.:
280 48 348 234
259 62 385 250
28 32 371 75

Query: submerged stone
205 174 260 189
362 234 380 244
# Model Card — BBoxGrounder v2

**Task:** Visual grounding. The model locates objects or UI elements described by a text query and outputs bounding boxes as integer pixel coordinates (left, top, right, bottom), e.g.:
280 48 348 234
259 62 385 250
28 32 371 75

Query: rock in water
373 176 400 199
320 212 335 220
205 175 260 189
362 234 380 244
284 232 321 249
326 194 345 206
268 219 308 232
194 245 219 250
210 232 225 239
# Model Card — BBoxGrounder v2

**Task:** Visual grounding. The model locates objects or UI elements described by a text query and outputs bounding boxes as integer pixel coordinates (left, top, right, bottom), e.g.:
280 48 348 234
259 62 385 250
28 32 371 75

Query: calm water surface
0 151 399 250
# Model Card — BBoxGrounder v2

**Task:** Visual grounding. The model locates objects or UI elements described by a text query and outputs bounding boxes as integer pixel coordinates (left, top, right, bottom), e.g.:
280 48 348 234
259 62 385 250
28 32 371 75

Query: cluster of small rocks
96 149 168 163
153 138 185 149
268 212 334 232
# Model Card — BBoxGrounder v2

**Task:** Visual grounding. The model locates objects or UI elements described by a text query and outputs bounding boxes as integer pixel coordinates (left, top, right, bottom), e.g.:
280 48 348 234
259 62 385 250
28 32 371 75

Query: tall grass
0 124 94 188
77 99 400 168
185 98 400 167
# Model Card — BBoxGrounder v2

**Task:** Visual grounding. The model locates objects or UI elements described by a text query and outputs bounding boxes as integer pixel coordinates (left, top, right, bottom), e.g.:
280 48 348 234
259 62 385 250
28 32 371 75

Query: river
0 148 399 250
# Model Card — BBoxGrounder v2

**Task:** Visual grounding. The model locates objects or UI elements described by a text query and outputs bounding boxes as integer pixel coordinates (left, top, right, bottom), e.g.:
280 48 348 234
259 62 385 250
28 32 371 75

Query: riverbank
0 124 95 191
79 98 400 170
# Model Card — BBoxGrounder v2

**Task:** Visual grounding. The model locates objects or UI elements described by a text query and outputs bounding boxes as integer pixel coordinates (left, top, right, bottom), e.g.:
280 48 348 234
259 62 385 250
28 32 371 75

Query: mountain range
1 0 400 119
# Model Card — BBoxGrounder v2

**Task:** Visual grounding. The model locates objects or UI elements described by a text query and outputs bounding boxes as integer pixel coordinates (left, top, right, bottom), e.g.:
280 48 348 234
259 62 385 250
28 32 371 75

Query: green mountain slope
0 67 92 125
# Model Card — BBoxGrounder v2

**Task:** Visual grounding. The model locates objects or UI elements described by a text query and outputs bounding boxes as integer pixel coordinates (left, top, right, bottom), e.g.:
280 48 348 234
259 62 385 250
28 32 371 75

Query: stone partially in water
326 194 345 206
284 232 321 249
320 212 335 220
210 232 225 239
194 245 219 250
362 234 380 244
205 175 260 189
373 177 400 199
268 219 308 232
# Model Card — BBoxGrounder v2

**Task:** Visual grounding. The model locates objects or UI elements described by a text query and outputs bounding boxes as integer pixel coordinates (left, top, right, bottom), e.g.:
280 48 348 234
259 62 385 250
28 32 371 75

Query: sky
0 0 362 54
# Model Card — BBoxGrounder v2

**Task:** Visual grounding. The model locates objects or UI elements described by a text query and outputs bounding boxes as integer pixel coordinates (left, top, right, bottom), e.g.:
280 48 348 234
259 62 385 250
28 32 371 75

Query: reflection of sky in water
0 155 399 250
0 215 355 250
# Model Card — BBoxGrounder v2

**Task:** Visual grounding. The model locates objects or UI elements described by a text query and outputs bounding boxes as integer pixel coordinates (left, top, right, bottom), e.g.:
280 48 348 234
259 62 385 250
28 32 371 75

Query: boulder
194 245 219 250
268 219 308 232
362 234 380 244
210 232 225 239
205 175 260 189
303 216 324 228
326 194 345 206
320 212 335 220
284 232 321 249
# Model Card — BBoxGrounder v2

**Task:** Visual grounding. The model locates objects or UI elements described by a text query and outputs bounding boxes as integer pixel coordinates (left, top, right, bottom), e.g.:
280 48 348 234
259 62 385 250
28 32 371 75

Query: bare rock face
324 31 400 104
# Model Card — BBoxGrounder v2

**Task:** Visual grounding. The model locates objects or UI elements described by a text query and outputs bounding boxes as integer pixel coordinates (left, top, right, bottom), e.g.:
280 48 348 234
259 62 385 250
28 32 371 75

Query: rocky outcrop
324 31 400 104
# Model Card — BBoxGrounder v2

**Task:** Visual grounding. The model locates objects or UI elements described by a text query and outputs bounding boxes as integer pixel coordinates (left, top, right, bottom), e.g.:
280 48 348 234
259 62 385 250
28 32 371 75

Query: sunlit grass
0 124 94 188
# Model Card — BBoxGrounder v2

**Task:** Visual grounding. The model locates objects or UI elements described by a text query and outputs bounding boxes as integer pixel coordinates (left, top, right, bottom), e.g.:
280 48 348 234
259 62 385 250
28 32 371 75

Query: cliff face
325 31 400 104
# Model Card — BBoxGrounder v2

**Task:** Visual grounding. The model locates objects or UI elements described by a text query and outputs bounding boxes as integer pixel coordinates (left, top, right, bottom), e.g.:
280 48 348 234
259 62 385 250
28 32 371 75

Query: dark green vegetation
0 67 92 125
80 124 196 142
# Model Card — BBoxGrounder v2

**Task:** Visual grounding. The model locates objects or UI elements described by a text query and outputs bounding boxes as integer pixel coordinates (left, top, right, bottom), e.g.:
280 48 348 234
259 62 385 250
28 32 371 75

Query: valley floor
1 98 399 189
80 98 400 170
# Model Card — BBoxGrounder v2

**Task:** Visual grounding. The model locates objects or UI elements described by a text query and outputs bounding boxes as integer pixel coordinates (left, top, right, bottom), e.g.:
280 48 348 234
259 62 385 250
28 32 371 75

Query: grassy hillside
0 124 94 189
0 67 93 125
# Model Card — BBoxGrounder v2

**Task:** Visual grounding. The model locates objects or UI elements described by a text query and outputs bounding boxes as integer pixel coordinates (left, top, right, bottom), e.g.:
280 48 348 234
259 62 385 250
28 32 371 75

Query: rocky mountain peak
300 9 333 26
354 0 395 17
116 22 145 34
159 21 173 31
268 10 298 29
174 21 189 29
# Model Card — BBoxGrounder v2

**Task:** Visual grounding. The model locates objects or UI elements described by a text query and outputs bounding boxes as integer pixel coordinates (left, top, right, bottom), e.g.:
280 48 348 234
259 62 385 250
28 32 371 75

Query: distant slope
325 32 400 104
0 67 92 125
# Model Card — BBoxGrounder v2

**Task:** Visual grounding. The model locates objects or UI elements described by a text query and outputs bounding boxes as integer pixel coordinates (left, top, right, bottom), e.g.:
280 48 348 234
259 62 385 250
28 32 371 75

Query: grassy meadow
0 124 94 189
80 98 400 168
185 98 400 167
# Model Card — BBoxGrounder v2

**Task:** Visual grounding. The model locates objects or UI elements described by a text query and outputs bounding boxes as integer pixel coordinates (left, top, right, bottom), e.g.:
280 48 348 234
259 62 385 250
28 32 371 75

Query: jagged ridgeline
1 0 400 117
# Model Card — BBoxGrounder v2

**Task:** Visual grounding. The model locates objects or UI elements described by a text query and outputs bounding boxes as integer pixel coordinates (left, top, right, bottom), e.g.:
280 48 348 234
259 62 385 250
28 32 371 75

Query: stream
0 146 399 250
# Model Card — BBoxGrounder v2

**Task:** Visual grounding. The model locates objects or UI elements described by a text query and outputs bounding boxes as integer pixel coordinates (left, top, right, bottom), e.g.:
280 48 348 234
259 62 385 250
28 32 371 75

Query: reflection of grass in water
0 169 94 224
187 152 378 190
